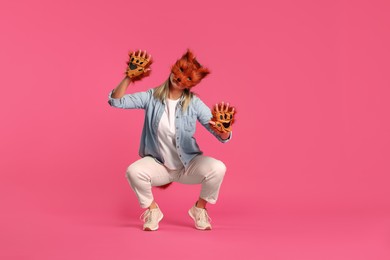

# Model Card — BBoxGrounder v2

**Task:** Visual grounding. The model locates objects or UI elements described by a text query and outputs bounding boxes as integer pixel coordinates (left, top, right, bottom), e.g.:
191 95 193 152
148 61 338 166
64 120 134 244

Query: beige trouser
126 155 227 208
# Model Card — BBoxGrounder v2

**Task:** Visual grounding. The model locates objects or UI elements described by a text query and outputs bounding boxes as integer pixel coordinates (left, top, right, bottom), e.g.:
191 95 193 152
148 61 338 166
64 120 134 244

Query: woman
108 50 234 231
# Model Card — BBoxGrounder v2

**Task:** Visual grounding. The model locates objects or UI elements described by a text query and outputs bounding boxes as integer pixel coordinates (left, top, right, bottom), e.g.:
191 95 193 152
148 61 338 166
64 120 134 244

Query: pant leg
176 155 227 204
126 156 172 208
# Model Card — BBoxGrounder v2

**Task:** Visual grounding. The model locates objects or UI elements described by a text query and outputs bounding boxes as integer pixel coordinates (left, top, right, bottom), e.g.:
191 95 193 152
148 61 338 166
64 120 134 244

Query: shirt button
177 146 179 148
179 154 182 157
176 116 178 118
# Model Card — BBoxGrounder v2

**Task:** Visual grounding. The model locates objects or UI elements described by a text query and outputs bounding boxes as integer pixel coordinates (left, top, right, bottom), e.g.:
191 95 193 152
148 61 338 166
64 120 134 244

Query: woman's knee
211 160 227 178
126 163 144 183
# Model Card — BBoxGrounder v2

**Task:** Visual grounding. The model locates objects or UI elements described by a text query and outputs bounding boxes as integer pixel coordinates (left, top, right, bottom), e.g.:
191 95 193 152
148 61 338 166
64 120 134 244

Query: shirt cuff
108 89 120 107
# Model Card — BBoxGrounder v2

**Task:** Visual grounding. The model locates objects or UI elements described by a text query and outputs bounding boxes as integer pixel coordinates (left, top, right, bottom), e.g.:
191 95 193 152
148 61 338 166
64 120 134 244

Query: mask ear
182 49 195 61
198 67 210 78
193 58 201 68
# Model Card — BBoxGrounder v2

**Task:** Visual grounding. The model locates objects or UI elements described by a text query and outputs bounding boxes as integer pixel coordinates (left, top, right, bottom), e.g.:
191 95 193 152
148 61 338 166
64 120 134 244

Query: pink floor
2 198 389 260
2 0 390 259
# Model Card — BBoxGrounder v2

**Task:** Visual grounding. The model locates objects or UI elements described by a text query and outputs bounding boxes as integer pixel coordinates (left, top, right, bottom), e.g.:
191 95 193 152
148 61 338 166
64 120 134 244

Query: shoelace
140 209 153 223
197 208 212 224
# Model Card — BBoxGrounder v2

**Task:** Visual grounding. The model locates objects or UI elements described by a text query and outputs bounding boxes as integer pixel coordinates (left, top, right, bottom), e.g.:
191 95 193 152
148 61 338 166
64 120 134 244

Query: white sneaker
188 203 212 230
140 206 164 231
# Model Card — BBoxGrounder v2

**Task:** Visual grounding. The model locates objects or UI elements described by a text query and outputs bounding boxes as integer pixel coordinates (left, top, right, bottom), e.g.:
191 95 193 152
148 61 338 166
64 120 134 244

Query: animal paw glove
211 103 235 133
125 50 152 81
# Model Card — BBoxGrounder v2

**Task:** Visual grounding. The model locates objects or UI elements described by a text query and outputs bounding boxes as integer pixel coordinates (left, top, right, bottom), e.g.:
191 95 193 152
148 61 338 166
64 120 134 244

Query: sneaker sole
188 209 212 230
143 214 164 231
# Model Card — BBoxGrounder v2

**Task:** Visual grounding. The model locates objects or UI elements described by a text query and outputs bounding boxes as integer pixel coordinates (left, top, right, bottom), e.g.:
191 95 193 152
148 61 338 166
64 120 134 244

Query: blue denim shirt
108 86 232 168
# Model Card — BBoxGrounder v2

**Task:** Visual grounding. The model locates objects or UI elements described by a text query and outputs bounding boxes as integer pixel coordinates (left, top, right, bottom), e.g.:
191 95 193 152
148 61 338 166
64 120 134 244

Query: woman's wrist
218 132 230 140
124 76 132 84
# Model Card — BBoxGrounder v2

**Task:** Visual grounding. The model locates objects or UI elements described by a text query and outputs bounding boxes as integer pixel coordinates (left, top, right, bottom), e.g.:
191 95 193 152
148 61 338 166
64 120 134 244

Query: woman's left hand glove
209 102 235 134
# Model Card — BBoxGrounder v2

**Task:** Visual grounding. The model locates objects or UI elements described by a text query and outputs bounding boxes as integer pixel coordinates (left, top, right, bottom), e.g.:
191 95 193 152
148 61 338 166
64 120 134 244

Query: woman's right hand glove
125 50 152 81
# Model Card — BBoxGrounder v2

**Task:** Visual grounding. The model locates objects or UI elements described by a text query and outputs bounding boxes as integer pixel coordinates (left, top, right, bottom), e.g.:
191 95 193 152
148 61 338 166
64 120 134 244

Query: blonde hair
153 79 194 111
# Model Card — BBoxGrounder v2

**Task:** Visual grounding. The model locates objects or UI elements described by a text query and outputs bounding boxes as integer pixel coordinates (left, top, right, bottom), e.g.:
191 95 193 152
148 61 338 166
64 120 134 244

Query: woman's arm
111 76 132 99
108 82 153 109
108 50 153 109
195 97 233 143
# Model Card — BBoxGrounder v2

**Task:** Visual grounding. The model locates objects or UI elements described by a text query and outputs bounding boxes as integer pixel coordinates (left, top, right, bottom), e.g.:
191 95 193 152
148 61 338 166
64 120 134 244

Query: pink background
1 0 390 259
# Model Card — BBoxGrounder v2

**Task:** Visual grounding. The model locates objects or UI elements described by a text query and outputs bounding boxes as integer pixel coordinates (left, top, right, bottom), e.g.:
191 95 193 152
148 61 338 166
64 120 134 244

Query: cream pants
126 155 226 208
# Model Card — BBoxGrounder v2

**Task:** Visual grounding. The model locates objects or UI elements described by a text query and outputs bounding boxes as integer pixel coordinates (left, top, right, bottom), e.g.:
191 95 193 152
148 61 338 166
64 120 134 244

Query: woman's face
169 73 187 90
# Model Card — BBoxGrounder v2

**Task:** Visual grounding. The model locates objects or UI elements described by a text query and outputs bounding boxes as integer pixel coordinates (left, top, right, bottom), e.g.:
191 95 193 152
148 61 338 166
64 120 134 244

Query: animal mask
170 50 210 89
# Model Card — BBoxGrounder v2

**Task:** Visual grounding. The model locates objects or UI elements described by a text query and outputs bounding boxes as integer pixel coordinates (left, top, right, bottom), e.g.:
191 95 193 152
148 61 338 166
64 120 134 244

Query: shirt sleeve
107 89 152 109
194 97 232 143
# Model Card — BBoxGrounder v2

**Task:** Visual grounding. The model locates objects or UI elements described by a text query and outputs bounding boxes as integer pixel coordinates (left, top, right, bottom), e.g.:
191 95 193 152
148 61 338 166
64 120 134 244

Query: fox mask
170 50 210 89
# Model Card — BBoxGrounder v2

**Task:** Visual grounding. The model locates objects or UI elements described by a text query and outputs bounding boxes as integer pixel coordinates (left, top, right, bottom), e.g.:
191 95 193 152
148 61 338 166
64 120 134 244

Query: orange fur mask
170 50 210 89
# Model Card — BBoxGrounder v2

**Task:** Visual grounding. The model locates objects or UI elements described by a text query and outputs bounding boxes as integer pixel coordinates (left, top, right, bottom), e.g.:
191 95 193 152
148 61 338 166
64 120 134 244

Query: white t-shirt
157 98 183 170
